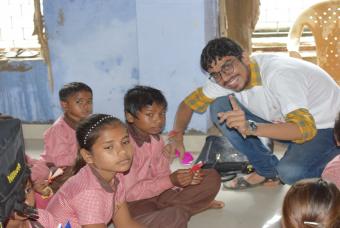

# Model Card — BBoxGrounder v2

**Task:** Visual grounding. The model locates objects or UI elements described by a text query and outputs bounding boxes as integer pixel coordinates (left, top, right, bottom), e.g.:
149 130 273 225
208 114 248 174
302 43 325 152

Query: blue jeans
210 96 340 184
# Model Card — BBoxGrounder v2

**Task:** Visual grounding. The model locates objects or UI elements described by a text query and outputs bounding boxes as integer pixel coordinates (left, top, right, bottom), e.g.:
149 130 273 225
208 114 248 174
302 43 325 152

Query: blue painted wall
0 60 54 123
136 0 218 132
0 0 218 132
44 0 139 120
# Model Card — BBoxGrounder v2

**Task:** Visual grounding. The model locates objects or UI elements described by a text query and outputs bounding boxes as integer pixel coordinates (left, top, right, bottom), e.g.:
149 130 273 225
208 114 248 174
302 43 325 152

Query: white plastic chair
287 1 340 84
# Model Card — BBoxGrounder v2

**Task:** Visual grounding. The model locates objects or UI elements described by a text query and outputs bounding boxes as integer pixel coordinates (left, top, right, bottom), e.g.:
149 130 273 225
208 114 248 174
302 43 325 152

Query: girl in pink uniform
46 114 144 228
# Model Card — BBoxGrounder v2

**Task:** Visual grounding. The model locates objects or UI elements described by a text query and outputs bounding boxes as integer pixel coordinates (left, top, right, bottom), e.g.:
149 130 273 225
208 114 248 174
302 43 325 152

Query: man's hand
167 131 186 159
217 95 248 137
162 143 177 162
170 169 193 187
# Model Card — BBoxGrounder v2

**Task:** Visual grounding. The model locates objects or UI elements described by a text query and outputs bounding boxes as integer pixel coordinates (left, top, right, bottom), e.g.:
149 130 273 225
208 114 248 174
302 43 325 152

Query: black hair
124 85 167 118
73 114 125 173
334 112 340 143
200 37 244 72
59 82 92 102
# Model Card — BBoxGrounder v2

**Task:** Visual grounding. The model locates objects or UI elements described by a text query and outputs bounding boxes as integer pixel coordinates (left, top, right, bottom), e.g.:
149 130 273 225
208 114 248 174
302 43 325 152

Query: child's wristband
168 130 184 137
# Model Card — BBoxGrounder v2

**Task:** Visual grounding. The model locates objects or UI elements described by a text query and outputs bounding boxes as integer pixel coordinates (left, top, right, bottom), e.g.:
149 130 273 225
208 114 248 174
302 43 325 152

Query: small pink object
34 192 51 209
175 149 194 165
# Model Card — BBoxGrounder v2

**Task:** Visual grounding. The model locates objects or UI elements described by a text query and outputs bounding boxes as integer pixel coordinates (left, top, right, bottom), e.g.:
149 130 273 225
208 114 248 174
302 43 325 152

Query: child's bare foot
209 200 225 209
192 199 225 215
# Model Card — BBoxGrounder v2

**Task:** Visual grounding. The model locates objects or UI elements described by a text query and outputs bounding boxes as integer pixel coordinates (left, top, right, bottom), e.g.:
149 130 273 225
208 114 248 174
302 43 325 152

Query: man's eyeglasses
208 58 238 83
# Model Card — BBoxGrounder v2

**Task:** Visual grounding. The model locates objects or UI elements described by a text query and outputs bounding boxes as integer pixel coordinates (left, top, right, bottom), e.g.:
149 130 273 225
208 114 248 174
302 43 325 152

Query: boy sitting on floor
122 85 224 228
30 82 93 208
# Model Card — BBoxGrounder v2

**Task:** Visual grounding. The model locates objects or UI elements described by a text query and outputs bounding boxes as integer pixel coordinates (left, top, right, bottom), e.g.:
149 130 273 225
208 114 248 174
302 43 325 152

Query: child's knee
202 169 221 193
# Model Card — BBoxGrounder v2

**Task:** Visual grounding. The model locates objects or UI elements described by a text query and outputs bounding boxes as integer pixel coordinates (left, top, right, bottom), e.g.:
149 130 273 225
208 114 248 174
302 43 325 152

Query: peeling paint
58 9 64 26
0 61 33 72
131 67 139 80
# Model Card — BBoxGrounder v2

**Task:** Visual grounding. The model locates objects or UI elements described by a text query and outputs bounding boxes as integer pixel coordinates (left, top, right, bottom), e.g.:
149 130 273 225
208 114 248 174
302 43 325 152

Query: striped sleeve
285 108 317 144
183 87 214 113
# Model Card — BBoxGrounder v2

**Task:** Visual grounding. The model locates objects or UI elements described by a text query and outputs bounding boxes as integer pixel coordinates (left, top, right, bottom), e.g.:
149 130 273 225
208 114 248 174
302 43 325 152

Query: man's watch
247 120 258 135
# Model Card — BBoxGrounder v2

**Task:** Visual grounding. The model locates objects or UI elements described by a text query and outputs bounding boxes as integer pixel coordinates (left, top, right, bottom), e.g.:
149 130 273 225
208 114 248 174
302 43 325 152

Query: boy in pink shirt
46 114 145 228
122 86 224 227
30 82 93 208
322 112 340 189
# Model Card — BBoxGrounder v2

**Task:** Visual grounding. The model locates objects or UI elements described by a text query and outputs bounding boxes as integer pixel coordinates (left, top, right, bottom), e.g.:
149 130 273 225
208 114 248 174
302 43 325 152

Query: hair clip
83 115 113 145
304 221 320 226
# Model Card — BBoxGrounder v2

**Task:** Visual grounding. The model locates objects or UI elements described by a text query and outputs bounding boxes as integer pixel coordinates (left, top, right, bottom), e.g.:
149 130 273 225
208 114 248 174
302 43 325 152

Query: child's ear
60 100 68 111
125 112 135 124
80 148 94 164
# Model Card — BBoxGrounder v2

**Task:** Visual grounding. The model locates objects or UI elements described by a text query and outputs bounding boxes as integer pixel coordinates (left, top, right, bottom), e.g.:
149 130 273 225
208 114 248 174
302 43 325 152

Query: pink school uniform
46 165 126 228
123 124 220 225
40 116 78 167
123 134 173 201
28 209 61 228
30 116 78 182
30 116 78 209
322 154 340 189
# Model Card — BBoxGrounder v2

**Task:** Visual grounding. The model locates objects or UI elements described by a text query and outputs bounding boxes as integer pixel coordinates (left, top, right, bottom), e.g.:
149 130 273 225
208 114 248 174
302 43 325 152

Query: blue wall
0 60 54 123
44 0 139 120
0 0 218 132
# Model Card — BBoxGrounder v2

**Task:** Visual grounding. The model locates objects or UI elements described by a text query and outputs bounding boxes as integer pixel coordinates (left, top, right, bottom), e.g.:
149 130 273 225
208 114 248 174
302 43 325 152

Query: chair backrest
287 0 340 84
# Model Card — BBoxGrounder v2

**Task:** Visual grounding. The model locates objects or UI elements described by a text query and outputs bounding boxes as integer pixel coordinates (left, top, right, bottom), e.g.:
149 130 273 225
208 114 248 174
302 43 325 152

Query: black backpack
0 118 34 225
195 135 255 182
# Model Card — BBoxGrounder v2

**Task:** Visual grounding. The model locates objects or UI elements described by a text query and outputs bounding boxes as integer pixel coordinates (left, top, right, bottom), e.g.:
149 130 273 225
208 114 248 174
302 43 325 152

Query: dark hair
73 114 126 173
59 82 92 102
124 85 167 118
334 112 340 143
200 37 244 72
282 178 340 228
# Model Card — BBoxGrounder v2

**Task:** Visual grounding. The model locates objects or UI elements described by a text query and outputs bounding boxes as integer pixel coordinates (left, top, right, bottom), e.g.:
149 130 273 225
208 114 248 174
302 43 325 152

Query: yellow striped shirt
285 108 317 143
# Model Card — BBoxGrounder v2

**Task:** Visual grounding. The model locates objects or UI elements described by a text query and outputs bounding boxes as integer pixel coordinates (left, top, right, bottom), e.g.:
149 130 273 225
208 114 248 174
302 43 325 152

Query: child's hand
170 169 193 187
190 170 204 185
33 180 52 197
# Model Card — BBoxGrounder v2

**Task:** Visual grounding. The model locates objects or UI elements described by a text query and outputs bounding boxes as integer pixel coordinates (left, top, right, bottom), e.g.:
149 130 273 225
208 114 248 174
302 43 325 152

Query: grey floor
25 138 287 228
172 152 287 228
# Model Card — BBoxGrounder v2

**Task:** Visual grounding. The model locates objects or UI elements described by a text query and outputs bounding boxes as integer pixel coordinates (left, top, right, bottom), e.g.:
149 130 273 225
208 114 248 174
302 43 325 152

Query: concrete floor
172 152 287 228
25 135 288 228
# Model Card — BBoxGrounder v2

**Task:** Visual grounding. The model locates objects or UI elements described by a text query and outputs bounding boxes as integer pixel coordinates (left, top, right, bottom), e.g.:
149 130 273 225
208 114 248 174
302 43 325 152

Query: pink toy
175 149 194 165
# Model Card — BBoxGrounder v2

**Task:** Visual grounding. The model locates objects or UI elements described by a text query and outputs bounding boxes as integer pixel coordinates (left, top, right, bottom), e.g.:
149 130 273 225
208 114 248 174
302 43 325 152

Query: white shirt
202 54 340 129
